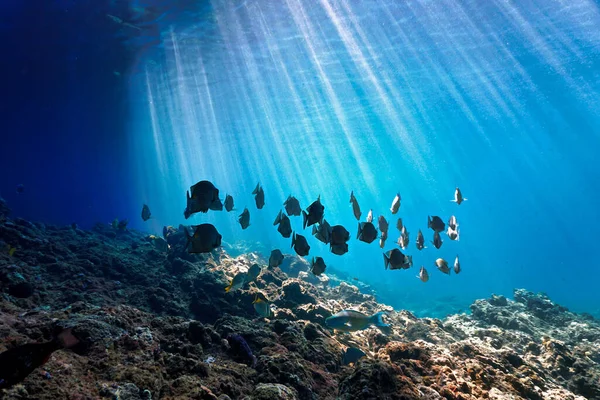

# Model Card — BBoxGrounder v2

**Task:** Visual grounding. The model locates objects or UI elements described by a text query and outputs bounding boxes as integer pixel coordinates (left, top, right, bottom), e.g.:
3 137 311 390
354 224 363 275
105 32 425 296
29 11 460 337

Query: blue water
2 0 600 318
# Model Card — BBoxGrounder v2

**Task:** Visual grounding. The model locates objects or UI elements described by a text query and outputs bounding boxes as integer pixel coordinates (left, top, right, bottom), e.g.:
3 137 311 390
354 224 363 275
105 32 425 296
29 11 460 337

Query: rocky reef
0 208 599 399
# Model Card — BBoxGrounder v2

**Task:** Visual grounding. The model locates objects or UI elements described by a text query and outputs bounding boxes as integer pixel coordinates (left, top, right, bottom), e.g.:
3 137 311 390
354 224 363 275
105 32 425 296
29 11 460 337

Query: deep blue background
0 0 133 227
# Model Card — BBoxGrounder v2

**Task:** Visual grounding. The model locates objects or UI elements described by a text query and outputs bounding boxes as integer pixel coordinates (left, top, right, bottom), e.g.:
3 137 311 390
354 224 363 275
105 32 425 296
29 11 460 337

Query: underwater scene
1 0 600 399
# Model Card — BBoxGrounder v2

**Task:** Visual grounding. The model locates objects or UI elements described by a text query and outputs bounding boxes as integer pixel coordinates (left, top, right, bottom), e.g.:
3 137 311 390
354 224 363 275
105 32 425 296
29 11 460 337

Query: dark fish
331 225 350 245
383 248 406 270
117 219 129 231
427 216 445 232
379 231 388 248
349 191 361 220
238 207 250 229
311 256 326 276
291 232 310 256
330 242 349 255
252 183 265 209
141 204 151 221
390 193 401 214
378 216 389 235
184 180 222 218
451 187 467 205
284 195 301 216
357 222 378 244
312 219 332 244
185 224 222 253
453 255 461 274
226 334 257 368
269 249 284 269
224 194 234 212
0 329 79 389
416 229 426 250
247 263 262 282
435 258 451 275
396 218 403 232
16 184 25 194
302 196 325 229
342 347 366 365
432 231 443 249
273 210 292 238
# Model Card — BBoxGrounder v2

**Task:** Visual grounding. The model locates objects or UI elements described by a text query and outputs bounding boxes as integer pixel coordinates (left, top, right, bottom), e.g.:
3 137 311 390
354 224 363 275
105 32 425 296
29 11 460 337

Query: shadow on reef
0 198 599 399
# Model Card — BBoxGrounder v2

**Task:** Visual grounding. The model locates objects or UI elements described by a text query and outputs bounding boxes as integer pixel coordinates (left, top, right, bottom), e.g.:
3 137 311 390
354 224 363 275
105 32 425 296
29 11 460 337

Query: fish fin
225 281 233 292
252 183 260 194
273 210 282 225
312 225 317 235
357 223 362 239
383 253 390 269
8 247 16 257
349 191 354 203
302 211 308 229
291 232 296 248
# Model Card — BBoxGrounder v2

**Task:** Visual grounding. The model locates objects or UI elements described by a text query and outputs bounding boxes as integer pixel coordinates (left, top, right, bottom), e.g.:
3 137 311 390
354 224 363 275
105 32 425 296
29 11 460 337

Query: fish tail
370 312 390 328
273 210 281 226
302 211 308 229
357 223 362 239
291 232 296 249
383 253 390 270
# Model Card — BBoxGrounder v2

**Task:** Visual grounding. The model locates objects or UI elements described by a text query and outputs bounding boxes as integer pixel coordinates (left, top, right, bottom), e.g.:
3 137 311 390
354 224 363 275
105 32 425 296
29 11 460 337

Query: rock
251 383 298 400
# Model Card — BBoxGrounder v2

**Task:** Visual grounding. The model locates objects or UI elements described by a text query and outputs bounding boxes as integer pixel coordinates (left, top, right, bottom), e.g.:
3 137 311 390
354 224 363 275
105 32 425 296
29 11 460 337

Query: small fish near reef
291 232 310 256
310 256 326 276
326 310 390 332
185 224 222 254
0 328 79 389
184 180 222 218
342 347 366 365
225 272 247 293
268 249 284 269
226 334 257 368
253 296 272 318
246 263 262 283
141 204 151 221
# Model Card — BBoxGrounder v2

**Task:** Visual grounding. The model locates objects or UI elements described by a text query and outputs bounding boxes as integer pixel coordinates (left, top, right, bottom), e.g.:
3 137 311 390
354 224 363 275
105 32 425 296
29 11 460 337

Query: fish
379 231 388 248
7 246 16 257
330 243 349 255
291 232 310 256
427 216 445 232
0 328 79 389
448 215 458 231
16 184 25 194
284 195 301 216
238 207 250 229
147 235 168 252
398 230 409 249
269 249 284 269
310 256 326 276
226 334 257 368
253 297 272 318
225 272 247 293
184 180 222 218
416 229 426 250
342 347 366 365
117 219 128 231
378 216 389 235
366 209 373 223
435 258 451 275
312 220 332 244
390 193 401 214
163 225 176 241
451 187 467 205
357 222 378 244
112 219 119 229
447 227 460 241
141 204 151 221
325 310 389 332
403 255 413 269
349 191 361 220
224 194 234 212
432 231 443 249
383 248 406 270
252 183 265 209
396 218 403 232
273 210 292 238
331 225 350 245
417 266 429 282
302 196 325 229
453 255 461 274
247 264 262 282
185 224 222 253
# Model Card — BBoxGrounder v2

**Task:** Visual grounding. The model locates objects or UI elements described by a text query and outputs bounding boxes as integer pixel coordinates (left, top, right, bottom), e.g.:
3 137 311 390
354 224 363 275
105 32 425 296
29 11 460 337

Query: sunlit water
127 0 600 318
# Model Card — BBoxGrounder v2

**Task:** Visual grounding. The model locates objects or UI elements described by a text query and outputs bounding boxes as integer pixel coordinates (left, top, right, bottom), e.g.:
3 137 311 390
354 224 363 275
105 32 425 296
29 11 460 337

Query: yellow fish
7 245 16 257
252 296 272 318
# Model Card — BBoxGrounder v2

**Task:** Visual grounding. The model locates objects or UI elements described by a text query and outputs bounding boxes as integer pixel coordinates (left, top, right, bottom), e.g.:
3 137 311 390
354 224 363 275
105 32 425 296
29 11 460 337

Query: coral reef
0 215 598 399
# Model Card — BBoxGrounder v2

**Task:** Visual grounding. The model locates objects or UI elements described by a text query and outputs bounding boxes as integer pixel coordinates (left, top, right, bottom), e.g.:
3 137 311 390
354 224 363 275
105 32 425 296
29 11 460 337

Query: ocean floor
1 198 599 400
